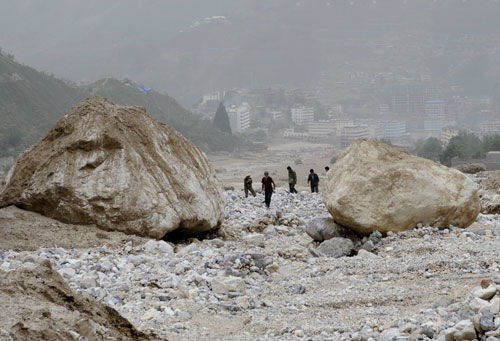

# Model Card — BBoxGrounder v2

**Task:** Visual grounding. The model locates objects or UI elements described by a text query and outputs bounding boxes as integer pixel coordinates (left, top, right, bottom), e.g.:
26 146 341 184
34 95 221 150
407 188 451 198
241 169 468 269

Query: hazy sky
1 0 500 103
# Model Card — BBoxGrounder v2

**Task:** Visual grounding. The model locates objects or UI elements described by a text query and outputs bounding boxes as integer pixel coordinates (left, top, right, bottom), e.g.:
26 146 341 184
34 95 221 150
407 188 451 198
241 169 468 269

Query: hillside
0 52 239 158
0 52 82 156
82 79 239 151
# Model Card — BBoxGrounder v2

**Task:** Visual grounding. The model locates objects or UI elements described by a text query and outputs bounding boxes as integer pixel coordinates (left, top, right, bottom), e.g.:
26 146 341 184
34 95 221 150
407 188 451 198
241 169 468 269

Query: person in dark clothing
325 166 330 173
307 169 319 193
286 166 298 194
244 175 256 197
261 171 276 208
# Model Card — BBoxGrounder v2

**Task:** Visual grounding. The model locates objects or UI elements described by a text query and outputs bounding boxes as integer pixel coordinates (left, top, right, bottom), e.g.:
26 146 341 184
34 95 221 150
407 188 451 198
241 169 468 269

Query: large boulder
324 139 480 235
0 97 224 239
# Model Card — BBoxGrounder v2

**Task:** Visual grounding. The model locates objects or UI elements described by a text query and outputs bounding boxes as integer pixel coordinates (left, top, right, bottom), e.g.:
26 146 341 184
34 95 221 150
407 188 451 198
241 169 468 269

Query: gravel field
1 189 499 340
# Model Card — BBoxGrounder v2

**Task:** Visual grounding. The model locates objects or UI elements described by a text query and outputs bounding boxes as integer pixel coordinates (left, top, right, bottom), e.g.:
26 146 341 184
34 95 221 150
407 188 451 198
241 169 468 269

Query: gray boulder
306 217 345 242
317 237 354 258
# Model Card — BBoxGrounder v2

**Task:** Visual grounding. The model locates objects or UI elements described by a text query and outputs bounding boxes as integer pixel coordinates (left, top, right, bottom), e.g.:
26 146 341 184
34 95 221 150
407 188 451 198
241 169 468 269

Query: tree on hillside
414 137 443 162
482 134 500 153
213 103 232 134
442 131 483 166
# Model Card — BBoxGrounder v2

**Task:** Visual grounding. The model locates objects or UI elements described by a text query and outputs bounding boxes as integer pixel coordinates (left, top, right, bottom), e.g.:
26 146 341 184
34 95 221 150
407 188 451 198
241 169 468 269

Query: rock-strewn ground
1 189 499 340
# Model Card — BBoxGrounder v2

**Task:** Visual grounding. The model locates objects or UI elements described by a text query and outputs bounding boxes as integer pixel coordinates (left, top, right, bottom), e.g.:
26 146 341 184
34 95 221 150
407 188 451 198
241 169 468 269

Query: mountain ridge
0 52 239 158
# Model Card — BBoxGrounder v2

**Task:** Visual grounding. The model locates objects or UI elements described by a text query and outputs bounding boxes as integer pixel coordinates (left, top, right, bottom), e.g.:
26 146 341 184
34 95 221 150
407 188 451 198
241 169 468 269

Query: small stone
211 276 245 294
472 284 498 300
369 231 382 241
177 311 192 320
469 297 491 313
452 320 477 341
317 237 354 258
266 263 279 273
489 296 500 313
357 249 378 258
479 313 496 332
361 240 375 252
290 284 306 294
399 323 416 333
305 217 348 242
59 267 76 278
294 329 304 337
243 234 265 247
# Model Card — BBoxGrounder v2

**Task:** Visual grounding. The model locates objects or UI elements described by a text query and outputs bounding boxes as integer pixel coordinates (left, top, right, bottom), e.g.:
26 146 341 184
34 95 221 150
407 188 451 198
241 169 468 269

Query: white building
308 121 337 136
291 106 315 125
340 125 371 148
480 121 500 137
202 91 225 104
424 100 447 116
268 109 283 120
227 103 251 133
440 129 459 145
383 121 407 140
424 120 445 134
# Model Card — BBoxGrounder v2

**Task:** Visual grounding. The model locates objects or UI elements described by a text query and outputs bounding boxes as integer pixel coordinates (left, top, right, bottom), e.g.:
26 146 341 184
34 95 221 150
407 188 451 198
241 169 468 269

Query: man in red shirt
261 171 276 208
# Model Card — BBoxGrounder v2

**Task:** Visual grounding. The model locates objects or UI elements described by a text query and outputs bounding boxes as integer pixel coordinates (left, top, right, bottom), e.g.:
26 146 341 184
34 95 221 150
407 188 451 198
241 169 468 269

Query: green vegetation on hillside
0 52 240 157
414 132 500 166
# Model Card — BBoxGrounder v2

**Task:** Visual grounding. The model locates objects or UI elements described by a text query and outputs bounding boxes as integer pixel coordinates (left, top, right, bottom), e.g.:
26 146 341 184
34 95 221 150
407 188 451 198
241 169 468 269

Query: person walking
244 175 256 198
307 169 319 193
261 171 276 208
325 166 330 173
287 166 298 194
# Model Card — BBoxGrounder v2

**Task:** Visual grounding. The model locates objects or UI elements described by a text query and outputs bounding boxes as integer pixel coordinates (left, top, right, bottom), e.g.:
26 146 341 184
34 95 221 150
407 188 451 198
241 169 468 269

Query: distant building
480 121 500 136
424 120 445 134
308 121 337 136
440 129 459 145
267 109 283 120
340 125 370 148
425 100 447 116
390 85 424 114
383 121 407 140
379 104 390 115
291 106 315 126
202 91 225 104
283 129 322 142
227 103 251 133
485 152 500 170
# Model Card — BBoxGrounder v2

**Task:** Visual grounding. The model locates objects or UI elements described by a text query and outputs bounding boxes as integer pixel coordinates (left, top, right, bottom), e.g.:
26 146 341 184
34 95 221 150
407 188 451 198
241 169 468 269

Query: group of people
243 166 330 208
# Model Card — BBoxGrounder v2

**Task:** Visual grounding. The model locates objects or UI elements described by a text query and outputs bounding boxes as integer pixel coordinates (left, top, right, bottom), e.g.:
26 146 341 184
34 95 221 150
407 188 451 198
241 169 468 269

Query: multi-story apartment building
383 121 407 140
440 129 459 145
425 100 447 117
307 121 337 136
227 103 251 133
291 106 315 126
390 85 424 114
424 120 446 134
480 121 500 136
340 125 371 148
